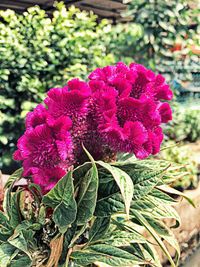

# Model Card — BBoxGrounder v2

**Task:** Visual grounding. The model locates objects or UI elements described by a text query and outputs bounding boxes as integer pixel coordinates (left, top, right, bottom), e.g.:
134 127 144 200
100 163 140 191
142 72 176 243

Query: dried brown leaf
45 234 64 267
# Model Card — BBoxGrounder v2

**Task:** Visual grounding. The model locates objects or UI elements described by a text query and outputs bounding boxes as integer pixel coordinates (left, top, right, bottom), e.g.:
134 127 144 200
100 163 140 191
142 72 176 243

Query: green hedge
127 0 199 73
0 2 142 173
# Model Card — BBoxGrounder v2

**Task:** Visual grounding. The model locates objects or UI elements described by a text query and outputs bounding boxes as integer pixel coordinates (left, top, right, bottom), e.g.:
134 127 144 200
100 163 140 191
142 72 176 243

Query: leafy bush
159 141 198 191
0 156 192 267
126 0 199 73
165 104 200 142
105 22 143 64
0 57 190 266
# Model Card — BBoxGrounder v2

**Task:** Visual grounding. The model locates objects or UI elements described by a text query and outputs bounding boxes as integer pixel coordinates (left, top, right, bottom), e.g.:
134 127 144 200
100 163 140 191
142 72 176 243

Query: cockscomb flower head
44 78 91 119
88 62 173 159
129 63 173 100
25 104 48 129
44 78 92 163
13 104 73 192
13 62 173 193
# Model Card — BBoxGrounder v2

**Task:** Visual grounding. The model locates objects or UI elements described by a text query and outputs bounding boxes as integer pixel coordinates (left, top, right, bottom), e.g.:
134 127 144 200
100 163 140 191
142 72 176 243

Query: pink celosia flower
25 104 48 129
14 115 73 172
88 62 173 159
13 61 173 193
30 167 66 194
157 102 172 123
13 111 73 192
129 63 173 100
44 78 91 163
44 78 91 119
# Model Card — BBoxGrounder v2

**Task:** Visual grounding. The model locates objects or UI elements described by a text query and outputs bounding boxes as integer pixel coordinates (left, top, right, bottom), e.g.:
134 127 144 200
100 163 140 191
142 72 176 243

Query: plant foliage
126 0 199 73
165 104 200 142
0 151 193 267
159 141 198 191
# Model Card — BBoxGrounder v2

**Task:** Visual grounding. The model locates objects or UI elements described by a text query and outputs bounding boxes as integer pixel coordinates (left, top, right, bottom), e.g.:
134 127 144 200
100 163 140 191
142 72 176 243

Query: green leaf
76 146 98 225
106 230 146 246
8 229 34 259
9 255 32 267
95 193 124 217
131 195 181 227
71 244 146 266
133 243 162 267
5 191 22 229
76 166 98 225
68 224 87 249
60 223 77 262
38 205 46 225
0 211 13 242
88 217 110 243
0 243 18 267
73 162 91 186
97 161 134 216
115 160 169 200
109 219 147 246
149 188 177 204
144 216 180 262
157 185 195 207
42 171 77 233
131 210 177 267
4 168 23 189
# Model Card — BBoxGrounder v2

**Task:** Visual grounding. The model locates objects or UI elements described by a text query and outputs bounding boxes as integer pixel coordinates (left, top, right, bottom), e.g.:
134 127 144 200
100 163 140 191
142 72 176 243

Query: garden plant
165 104 200 142
159 140 198 191
127 0 199 74
0 62 193 267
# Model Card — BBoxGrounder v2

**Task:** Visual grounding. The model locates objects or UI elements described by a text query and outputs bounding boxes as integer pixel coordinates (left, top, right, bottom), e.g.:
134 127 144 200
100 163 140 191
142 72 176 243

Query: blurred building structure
0 0 132 22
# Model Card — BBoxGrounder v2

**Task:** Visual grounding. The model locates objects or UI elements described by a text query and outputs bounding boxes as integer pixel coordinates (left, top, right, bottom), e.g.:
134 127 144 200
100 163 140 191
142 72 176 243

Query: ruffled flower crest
14 63 173 193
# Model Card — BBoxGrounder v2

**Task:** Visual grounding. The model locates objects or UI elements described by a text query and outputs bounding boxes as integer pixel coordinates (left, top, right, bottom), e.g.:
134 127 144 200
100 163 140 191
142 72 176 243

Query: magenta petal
153 74 173 100
14 115 74 177
88 68 105 80
31 167 66 193
155 84 173 100
144 127 163 155
45 82 90 119
152 127 163 154
25 104 48 129
68 78 91 96
89 80 105 92
123 121 148 145
17 134 32 158
110 77 132 98
47 116 72 134
158 102 172 123
13 150 23 161
130 63 155 81
22 158 33 176
134 146 150 159
56 139 71 161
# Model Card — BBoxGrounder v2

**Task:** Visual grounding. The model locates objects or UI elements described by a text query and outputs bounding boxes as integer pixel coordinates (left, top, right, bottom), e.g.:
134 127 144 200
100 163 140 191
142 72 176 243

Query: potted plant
0 62 193 267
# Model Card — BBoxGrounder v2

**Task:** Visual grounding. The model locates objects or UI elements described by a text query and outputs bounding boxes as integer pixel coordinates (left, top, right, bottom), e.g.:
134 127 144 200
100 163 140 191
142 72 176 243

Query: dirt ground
183 140 200 168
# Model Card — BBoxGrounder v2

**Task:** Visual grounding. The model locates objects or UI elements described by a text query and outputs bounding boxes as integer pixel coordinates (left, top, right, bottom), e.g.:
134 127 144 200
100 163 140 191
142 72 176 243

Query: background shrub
164 104 200 142
126 0 199 74
159 140 198 190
